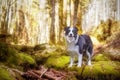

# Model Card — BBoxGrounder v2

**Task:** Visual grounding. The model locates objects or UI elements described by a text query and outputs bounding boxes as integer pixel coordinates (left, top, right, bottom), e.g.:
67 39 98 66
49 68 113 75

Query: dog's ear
74 27 78 32
64 26 70 31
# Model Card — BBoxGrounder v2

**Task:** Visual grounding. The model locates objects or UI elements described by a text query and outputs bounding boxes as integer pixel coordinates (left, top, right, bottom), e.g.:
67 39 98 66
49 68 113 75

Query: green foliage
0 67 15 80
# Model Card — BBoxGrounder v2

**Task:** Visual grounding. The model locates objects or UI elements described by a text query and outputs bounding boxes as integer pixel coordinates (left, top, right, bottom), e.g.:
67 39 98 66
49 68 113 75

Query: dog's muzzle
68 33 75 37
69 34 73 37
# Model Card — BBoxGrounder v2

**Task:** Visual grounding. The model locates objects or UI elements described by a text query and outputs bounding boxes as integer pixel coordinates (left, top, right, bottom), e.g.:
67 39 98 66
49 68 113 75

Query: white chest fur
67 42 79 55
65 34 79 55
66 41 82 67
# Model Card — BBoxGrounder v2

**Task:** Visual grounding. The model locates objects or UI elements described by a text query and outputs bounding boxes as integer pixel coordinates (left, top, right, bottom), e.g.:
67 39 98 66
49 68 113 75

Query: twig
40 68 48 78
10 0 17 7
51 69 66 77
33 70 56 80
12 69 24 75
44 73 57 80
27 71 42 79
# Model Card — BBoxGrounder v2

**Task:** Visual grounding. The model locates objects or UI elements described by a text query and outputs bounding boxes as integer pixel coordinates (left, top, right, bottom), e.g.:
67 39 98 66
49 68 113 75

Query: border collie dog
64 26 93 67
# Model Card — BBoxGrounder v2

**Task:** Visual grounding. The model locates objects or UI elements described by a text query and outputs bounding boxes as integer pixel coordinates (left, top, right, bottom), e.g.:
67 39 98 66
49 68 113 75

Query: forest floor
0 40 120 80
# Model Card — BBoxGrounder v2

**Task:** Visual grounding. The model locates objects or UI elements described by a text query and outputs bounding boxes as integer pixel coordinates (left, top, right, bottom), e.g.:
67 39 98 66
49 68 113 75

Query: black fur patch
76 35 93 54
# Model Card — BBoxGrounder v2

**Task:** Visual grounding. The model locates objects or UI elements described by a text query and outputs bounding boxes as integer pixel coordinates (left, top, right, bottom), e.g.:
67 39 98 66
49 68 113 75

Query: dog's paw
77 65 81 67
68 64 73 68
87 62 92 66
88 64 92 66
88 64 92 67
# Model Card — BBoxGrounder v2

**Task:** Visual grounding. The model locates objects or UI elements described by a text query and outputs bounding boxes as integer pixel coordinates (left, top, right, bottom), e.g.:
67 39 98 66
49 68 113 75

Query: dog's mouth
68 34 74 37
66 35 75 43
69 35 73 37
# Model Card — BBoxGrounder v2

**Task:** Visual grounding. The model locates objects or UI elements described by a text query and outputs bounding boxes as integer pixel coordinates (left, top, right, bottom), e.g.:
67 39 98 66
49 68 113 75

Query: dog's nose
69 34 73 37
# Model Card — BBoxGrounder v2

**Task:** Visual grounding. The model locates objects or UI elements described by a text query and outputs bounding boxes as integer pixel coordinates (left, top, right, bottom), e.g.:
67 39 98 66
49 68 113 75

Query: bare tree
73 0 79 26
50 0 56 44
58 0 63 43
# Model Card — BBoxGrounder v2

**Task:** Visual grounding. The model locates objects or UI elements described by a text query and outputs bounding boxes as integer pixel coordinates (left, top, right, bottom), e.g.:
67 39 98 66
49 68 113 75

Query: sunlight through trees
0 0 120 45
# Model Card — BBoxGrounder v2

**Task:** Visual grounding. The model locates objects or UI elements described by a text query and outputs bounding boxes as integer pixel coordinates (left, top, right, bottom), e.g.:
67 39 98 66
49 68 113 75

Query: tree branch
9 0 17 7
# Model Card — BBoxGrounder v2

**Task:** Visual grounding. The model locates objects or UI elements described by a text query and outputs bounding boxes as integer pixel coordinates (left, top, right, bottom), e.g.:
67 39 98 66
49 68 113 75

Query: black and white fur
64 26 93 67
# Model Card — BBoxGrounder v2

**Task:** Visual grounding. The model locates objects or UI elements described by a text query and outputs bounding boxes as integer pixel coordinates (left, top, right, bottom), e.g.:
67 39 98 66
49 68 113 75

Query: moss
0 42 22 67
18 53 36 65
93 53 110 61
0 42 10 61
34 45 69 66
74 61 120 80
45 56 69 69
102 61 120 76
0 42 36 67
92 61 120 80
6 49 19 66
0 67 15 80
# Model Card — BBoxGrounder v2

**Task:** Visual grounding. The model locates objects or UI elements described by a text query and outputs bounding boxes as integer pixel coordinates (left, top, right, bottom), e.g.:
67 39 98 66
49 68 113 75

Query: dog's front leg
77 54 83 67
69 55 74 67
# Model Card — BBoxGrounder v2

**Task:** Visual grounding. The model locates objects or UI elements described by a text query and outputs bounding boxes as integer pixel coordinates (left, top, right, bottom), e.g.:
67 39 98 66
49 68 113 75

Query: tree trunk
50 0 55 44
58 0 63 44
73 0 79 27
63 0 67 27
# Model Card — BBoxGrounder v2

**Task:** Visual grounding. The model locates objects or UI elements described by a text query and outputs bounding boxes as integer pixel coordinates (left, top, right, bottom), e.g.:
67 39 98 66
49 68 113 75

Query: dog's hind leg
86 50 92 66
87 45 93 66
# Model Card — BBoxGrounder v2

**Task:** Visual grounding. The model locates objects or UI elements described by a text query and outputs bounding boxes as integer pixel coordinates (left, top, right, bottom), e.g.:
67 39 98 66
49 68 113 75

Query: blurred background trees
0 0 120 45
0 0 120 80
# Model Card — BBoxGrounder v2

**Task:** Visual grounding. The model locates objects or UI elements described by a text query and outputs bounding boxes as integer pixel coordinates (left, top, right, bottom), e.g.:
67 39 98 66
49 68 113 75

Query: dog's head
64 26 78 43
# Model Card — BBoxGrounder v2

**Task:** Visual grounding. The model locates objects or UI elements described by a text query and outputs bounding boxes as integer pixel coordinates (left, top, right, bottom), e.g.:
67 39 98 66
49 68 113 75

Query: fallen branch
12 69 24 75
27 71 41 79
40 68 48 78
21 66 67 80
22 66 66 80
50 69 66 77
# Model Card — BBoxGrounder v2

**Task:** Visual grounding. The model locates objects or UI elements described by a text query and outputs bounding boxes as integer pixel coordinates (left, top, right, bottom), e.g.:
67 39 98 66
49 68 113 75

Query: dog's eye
72 30 76 33
72 30 77 34
67 30 70 33
65 30 70 35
